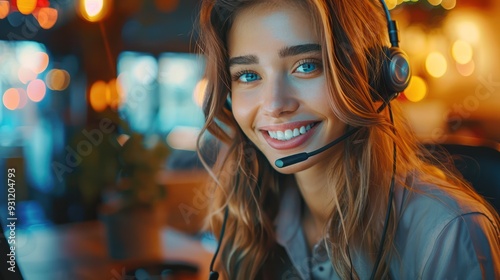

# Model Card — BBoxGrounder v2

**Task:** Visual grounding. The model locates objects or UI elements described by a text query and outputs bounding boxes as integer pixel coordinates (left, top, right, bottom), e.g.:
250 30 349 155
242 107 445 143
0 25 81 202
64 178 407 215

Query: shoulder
392 178 500 278
396 178 498 229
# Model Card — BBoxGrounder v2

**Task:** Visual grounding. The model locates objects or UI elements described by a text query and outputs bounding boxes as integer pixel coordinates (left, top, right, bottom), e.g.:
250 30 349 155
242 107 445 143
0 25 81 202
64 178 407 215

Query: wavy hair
196 0 499 279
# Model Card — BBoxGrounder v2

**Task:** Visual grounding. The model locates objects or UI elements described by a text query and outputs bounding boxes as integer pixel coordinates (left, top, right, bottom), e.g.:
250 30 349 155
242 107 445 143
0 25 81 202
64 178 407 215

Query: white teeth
267 124 315 141
276 131 285 140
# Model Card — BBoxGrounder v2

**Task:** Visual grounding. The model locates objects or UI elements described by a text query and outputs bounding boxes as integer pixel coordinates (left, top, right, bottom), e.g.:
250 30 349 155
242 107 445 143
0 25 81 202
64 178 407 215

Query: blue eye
296 62 318 73
236 71 261 83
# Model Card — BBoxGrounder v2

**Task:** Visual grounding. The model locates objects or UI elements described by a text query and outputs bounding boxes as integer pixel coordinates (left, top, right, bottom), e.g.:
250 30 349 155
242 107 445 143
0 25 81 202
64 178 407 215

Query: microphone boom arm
275 127 361 168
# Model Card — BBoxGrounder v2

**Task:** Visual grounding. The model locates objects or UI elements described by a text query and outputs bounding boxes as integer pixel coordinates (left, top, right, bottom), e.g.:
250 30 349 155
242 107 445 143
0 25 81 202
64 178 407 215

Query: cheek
231 98 254 133
301 81 332 112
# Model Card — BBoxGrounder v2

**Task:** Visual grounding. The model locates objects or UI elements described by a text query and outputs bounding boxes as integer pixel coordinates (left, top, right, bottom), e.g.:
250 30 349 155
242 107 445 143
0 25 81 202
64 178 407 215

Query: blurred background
0 0 499 278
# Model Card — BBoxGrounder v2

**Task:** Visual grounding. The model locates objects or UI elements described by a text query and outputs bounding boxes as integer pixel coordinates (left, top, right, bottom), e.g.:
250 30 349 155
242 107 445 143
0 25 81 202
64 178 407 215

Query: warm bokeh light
16 88 28 109
34 51 50 74
427 0 442 6
17 0 37 15
0 0 9 19
386 0 397 10
46 69 70 91
20 51 49 74
116 73 128 107
402 25 427 55
456 60 475 77
89 80 108 112
404 76 427 102
441 0 456 10
193 78 208 108
117 134 130 147
27 79 47 102
85 0 103 17
106 79 123 109
166 126 200 151
34 7 58 29
426 52 448 78
452 40 473 65
455 21 480 44
78 0 111 22
18 67 37 84
3 88 20 110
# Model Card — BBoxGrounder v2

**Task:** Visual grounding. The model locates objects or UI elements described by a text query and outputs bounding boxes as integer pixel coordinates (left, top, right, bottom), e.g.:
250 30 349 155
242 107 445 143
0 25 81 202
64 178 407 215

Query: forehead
227 3 320 57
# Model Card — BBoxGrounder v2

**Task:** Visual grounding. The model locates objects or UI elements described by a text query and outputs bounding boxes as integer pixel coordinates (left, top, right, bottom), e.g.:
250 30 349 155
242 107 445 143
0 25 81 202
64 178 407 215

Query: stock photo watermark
5 168 17 273
425 74 500 146
178 143 258 225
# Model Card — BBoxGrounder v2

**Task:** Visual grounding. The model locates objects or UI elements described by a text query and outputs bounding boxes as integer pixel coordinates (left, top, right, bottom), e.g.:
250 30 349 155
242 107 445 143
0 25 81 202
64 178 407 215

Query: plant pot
100 205 165 261
159 170 209 234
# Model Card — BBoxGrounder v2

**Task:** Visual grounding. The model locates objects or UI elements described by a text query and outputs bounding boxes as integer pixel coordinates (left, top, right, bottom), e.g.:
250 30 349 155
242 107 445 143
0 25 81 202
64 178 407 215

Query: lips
260 121 320 150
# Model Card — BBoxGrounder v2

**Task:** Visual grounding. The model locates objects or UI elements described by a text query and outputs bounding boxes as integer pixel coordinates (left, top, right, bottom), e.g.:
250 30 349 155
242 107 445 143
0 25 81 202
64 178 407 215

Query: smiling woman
196 0 500 279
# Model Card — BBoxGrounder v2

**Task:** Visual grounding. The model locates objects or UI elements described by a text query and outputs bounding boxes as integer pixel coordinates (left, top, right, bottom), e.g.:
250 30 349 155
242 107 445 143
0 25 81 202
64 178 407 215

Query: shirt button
313 242 329 262
319 266 324 272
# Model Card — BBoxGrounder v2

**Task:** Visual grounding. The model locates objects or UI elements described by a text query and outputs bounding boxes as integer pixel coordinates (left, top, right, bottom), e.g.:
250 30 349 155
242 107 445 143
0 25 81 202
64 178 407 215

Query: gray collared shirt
274 185 336 279
274 180 500 279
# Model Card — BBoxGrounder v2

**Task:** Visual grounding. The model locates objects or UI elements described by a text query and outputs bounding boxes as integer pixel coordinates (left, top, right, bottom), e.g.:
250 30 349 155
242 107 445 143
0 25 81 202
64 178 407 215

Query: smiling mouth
266 123 317 141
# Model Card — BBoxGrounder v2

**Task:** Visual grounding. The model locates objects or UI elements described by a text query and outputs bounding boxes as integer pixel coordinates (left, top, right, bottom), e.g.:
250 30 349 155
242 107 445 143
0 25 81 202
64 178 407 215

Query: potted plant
99 123 171 260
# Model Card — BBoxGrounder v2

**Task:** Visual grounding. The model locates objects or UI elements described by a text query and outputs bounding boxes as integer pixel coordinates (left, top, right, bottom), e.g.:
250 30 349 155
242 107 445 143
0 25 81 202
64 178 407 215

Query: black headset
374 0 412 101
210 1 410 279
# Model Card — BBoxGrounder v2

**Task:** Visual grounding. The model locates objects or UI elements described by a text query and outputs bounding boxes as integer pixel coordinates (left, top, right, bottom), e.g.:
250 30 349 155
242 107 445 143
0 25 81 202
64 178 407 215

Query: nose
261 78 299 118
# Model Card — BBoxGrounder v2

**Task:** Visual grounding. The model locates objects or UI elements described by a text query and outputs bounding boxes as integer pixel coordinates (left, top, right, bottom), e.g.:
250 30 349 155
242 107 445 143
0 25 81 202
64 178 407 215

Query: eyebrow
228 43 321 67
229 55 258 67
279 43 321 58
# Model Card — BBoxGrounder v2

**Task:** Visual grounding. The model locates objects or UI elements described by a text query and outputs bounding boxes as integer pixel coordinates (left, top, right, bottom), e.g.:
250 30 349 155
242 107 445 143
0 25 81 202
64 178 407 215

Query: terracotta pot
158 170 209 234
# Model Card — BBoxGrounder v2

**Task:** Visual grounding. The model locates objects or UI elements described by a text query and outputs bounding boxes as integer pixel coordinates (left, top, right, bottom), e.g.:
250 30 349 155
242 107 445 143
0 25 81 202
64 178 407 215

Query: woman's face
227 3 346 173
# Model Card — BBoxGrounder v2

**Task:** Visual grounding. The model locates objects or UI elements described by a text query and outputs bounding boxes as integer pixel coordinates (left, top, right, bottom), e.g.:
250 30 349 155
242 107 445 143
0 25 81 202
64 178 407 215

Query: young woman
196 0 500 279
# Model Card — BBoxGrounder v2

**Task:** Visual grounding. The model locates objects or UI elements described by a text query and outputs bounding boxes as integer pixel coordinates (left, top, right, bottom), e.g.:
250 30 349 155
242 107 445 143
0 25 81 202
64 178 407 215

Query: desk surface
15 221 213 280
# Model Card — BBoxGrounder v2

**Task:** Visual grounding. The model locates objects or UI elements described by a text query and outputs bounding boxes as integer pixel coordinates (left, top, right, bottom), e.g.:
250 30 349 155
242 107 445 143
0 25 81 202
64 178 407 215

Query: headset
373 0 412 102
210 0 411 279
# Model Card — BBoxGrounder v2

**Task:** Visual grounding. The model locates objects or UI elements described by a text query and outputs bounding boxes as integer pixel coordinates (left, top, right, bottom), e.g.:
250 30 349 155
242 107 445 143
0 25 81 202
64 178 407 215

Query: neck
295 165 335 235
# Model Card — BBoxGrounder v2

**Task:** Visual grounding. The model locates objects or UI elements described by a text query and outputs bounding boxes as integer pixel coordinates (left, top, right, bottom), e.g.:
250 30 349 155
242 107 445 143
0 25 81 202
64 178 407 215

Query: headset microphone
275 127 360 168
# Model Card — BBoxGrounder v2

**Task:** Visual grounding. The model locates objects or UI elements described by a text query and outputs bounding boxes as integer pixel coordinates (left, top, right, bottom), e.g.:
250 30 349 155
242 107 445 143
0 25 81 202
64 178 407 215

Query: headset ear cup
384 47 411 95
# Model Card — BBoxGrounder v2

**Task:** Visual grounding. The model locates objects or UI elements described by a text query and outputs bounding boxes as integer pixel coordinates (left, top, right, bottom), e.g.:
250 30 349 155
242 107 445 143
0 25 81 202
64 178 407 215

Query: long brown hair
196 0 499 279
